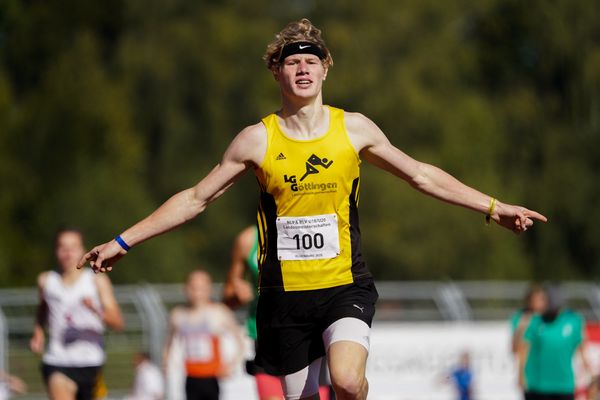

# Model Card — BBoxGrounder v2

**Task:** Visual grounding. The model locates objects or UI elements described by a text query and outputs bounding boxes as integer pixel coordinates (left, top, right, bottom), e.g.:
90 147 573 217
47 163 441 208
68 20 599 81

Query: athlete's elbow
410 171 432 193
104 310 125 332
410 164 437 194
186 188 209 218
107 316 125 332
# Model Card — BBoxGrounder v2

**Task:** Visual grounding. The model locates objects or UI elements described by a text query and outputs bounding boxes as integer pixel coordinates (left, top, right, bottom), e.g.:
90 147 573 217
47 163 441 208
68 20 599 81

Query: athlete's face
55 231 85 271
185 271 212 306
275 54 328 100
529 290 548 313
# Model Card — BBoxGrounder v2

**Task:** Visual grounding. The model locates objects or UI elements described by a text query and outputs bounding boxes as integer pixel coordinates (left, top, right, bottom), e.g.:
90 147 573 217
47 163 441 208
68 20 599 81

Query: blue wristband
115 235 131 251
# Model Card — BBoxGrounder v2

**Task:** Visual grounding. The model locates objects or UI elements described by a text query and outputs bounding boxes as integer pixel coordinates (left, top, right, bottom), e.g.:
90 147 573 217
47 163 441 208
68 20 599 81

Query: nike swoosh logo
299 45 310 49
353 304 364 313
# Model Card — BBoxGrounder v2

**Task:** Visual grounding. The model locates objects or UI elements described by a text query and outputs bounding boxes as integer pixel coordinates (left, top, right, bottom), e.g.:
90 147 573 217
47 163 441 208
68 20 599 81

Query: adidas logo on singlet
276 152 286 160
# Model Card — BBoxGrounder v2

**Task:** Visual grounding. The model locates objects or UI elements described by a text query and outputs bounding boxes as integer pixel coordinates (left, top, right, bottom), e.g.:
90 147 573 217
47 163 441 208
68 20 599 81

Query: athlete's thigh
327 340 368 384
48 372 78 400
281 357 322 400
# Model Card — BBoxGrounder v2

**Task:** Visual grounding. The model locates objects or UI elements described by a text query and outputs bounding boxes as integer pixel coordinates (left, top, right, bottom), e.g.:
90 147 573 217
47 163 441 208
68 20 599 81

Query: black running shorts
185 376 220 400
255 278 378 376
41 363 102 400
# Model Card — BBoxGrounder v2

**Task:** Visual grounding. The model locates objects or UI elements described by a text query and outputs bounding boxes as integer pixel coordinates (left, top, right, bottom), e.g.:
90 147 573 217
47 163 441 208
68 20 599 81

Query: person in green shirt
510 284 548 398
519 285 591 400
510 284 548 354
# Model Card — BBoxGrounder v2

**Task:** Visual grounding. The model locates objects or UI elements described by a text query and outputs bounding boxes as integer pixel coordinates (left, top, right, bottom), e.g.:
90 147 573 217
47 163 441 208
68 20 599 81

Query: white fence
1 280 599 399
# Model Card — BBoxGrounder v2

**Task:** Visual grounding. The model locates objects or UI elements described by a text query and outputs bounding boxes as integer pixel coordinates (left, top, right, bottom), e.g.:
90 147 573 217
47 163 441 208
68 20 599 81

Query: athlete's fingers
77 249 97 269
516 210 528 230
512 216 524 235
93 253 106 273
524 209 548 223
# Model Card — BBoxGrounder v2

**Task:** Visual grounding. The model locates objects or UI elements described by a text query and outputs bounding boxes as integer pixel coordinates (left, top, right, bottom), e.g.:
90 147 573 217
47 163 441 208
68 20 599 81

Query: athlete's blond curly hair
263 18 333 70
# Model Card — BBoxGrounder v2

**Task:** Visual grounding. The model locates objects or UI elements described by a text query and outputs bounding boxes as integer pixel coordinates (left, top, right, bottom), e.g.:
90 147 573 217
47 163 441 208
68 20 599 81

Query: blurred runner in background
511 284 548 398
0 370 27 399
519 285 591 400
31 228 124 400
164 270 244 400
124 351 164 400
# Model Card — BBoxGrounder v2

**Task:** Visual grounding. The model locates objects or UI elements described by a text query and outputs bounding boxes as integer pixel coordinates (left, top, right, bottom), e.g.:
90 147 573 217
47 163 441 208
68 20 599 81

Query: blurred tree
0 0 598 285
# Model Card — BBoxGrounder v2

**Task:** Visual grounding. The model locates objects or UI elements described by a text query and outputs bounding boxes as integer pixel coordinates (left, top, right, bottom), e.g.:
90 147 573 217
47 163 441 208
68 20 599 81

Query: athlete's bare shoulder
93 272 115 295
225 122 268 168
343 111 388 154
212 302 236 320
37 271 50 290
169 305 186 321
93 270 111 284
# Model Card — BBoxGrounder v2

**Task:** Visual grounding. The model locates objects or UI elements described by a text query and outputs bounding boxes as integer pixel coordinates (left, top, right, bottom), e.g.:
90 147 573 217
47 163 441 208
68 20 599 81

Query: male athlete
31 228 124 400
78 19 547 400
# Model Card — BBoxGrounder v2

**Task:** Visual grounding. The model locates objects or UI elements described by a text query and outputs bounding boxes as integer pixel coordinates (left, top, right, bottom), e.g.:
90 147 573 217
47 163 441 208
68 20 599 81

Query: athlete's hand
77 240 127 273
30 329 45 354
224 280 254 309
492 202 547 234
218 364 233 378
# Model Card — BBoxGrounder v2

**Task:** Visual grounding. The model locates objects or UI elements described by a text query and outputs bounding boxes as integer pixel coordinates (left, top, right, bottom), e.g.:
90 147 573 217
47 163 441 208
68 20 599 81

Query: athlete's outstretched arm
78 124 267 273
345 112 547 233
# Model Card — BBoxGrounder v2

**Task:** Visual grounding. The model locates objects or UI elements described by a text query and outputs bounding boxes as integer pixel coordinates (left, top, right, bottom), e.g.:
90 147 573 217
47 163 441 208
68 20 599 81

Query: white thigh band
322 317 371 351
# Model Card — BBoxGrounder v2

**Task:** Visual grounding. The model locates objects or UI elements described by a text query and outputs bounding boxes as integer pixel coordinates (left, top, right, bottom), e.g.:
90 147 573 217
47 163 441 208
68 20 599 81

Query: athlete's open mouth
296 79 312 85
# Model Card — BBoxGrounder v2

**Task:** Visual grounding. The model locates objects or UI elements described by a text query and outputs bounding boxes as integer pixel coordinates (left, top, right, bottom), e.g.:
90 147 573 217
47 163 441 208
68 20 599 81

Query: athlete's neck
278 99 329 139
188 300 212 310
59 266 83 284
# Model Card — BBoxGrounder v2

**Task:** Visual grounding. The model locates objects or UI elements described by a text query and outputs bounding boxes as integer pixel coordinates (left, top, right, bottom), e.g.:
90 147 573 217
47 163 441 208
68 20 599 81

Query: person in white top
125 352 165 400
163 270 245 400
30 228 124 400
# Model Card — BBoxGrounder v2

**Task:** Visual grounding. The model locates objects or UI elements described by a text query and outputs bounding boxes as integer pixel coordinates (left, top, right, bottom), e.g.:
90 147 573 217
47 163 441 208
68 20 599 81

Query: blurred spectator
164 269 244 400
0 370 27 399
511 284 548 399
519 284 591 400
30 228 124 400
124 352 164 400
446 352 474 400
511 284 548 354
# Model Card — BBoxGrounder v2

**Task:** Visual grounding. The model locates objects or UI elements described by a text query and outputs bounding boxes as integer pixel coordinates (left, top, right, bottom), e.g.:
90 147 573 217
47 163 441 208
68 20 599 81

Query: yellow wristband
485 197 497 225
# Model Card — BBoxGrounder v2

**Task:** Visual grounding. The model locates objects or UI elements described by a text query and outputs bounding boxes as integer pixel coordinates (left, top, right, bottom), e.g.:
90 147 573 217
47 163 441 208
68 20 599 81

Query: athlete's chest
262 140 358 196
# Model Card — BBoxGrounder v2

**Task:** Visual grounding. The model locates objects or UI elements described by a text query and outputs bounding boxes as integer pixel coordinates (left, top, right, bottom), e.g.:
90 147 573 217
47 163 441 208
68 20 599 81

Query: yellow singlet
255 106 371 291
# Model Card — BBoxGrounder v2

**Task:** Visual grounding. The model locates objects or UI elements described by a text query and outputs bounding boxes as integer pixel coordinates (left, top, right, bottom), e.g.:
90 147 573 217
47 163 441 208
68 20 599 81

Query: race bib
185 333 215 361
276 214 340 260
